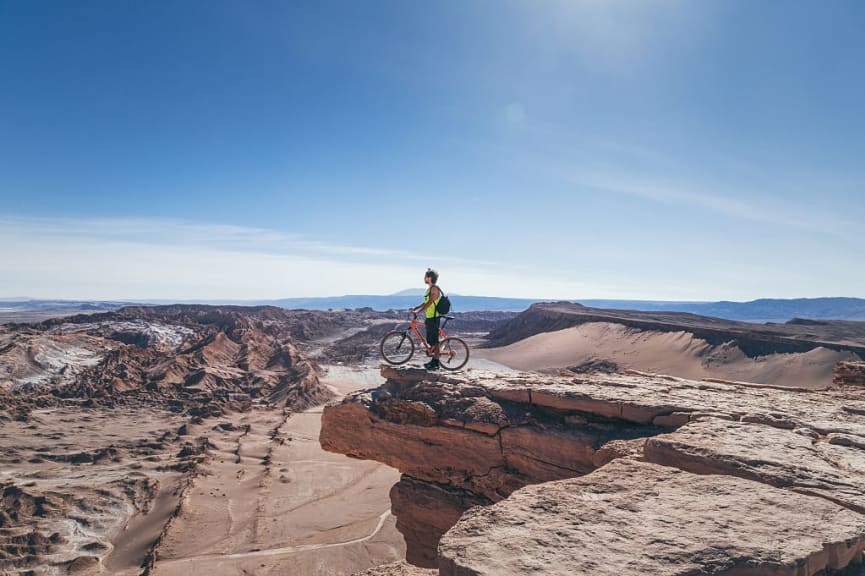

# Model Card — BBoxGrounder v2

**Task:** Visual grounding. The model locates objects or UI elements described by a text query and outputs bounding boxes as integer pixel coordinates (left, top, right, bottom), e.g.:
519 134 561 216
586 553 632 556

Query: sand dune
476 322 857 389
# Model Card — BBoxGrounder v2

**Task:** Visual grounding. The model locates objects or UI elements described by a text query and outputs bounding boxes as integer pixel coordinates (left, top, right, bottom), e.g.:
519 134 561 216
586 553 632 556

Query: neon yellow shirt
424 287 441 319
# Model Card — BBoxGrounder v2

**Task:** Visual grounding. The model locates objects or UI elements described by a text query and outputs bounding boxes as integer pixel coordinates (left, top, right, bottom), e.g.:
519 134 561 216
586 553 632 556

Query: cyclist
411 268 442 370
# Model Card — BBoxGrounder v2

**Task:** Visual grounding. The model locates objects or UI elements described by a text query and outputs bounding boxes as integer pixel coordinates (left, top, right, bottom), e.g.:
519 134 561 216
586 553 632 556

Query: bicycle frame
407 315 448 355
380 313 469 370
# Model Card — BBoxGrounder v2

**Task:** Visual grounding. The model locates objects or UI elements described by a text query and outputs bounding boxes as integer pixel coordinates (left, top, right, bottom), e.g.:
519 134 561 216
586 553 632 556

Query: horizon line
3 295 865 305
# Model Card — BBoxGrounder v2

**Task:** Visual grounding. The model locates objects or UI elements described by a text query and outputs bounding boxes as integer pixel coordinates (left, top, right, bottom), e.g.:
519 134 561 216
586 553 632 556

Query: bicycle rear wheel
380 331 415 365
438 337 469 370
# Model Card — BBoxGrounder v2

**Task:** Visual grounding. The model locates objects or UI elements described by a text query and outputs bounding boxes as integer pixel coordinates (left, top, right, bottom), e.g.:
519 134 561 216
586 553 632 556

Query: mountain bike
380 312 470 370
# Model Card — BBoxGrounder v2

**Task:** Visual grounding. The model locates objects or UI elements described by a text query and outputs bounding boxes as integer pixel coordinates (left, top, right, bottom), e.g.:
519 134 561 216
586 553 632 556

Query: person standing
411 268 442 370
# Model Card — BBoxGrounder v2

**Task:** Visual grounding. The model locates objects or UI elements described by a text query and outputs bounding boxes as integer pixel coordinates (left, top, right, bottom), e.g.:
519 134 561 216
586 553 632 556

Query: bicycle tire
438 337 469 371
380 331 415 365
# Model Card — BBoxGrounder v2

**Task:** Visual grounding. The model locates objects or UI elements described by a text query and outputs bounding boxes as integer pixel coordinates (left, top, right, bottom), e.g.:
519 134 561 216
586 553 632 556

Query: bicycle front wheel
439 337 469 370
380 331 415 365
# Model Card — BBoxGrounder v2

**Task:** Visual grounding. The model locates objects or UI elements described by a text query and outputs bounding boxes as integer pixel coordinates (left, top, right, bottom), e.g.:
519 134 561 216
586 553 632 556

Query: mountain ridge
2 296 865 322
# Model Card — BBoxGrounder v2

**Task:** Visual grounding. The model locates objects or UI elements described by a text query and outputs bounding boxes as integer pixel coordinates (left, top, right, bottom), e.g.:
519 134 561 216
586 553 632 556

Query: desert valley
5 1 864 574
2 302 865 575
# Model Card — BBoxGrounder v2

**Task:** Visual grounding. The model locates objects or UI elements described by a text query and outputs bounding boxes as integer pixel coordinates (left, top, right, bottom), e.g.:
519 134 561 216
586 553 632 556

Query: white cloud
0 216 604 300
575 174 856 240
2 214 859 302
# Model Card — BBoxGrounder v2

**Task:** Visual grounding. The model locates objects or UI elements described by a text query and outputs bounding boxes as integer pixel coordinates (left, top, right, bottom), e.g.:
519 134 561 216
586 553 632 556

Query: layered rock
321 365 865 573
439 459 865 576
644 417 865 514
353 560 437 576
836 361 865 387
320 367 654 564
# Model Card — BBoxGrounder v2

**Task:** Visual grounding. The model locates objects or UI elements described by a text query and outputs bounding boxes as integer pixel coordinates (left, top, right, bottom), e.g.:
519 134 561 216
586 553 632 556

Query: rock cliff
323 366 865 574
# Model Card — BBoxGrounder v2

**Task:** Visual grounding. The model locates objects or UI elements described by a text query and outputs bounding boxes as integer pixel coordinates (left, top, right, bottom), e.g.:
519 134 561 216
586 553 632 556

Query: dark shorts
425 316 440 345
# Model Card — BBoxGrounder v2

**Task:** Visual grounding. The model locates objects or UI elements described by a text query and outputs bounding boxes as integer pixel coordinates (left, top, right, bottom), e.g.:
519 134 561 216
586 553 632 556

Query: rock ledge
324 366 865 573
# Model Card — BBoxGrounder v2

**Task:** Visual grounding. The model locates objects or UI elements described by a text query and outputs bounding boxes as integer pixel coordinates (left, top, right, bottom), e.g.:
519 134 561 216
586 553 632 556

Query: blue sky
1 0 863 300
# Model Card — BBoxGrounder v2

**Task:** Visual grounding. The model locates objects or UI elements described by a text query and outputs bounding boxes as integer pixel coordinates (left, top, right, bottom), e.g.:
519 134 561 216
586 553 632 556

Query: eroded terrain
5 303 865 575
0 306 418 575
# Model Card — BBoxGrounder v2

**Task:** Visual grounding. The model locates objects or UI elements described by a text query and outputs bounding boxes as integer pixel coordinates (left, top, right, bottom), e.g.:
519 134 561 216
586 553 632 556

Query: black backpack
434 287 452 315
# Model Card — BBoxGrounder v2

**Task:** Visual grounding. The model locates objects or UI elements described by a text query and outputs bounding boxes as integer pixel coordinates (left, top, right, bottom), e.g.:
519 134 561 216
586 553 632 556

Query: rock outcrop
836 361 865 387
321 365 865 573
353 561 437 576
440 459 865 576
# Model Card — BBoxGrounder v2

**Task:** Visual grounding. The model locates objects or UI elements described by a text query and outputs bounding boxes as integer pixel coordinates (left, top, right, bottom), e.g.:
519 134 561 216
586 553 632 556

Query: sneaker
424 359 440 370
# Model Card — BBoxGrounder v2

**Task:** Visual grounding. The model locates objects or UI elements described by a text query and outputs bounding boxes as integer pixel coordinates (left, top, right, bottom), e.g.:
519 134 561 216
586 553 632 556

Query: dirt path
154 509 392 566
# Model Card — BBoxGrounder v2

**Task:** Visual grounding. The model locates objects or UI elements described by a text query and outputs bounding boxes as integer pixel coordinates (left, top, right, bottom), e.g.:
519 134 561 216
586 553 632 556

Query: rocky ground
323 363 865 574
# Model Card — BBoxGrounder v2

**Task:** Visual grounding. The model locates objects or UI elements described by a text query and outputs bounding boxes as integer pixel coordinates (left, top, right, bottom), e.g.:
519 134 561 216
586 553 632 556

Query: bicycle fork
396 332 411 352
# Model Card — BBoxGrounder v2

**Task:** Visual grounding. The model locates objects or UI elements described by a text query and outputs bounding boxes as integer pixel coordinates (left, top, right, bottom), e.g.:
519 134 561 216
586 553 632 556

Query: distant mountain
4 296 865 322
0 299 132 312
578 297 865 322
391 288 426 296
263 295 865 321
266 294 540 312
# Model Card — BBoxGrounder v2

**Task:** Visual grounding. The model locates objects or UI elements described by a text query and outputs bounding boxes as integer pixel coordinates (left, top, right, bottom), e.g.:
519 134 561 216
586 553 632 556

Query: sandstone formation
644 417 865 514
353 560 437 576
836 361 865 387
390 476 491 567
440 459 865 576
321 365 865 573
